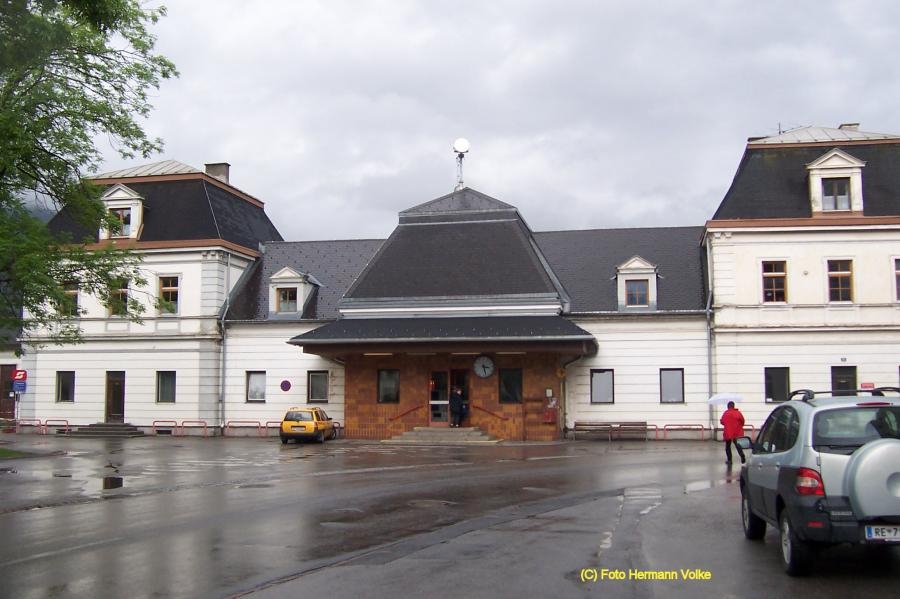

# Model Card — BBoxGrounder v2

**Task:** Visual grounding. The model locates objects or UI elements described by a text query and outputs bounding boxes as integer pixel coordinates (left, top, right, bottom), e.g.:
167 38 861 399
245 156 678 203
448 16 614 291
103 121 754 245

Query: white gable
617 255 656 272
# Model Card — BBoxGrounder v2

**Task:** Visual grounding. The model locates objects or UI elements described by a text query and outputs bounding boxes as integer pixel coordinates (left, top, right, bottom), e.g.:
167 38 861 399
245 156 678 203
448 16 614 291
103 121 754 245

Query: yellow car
280 407 336 443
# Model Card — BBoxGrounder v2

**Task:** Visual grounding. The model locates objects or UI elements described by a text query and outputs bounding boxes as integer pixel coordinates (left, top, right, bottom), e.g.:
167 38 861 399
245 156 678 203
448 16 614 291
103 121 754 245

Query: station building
7 124 900 439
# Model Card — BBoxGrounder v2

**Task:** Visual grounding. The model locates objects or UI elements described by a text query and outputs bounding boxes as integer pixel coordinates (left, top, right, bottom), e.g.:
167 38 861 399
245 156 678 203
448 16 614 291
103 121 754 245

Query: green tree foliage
0 0 177 350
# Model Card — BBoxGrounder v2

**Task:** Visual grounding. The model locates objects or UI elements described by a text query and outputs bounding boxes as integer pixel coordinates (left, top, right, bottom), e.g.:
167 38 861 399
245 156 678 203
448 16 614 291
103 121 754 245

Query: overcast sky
97 0 900 242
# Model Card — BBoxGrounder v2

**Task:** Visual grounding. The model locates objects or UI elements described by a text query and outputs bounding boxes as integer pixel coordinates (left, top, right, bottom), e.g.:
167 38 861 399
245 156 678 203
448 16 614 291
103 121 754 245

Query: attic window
806 149 865 214
277 287 298 312
109 208 132 236
99 184 143 240
625 280 649 307
822 178 850 211
268 267 318 317
616 256 658 310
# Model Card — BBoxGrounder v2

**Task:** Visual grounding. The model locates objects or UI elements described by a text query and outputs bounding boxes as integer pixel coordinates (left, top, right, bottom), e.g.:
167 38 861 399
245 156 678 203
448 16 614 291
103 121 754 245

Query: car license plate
865 525 900 541
291 426 307 432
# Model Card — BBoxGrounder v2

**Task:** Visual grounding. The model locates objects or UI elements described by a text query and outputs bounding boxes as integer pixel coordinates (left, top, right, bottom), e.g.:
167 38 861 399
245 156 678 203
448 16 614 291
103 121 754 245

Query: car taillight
795 467 825 496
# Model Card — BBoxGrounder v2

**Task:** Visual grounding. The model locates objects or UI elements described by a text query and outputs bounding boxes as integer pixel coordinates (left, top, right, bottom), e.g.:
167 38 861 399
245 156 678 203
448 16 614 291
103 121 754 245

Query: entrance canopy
288 315 598 359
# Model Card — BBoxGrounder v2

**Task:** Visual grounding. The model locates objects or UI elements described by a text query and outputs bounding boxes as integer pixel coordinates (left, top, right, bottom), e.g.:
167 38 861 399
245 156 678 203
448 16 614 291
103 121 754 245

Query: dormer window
616 256 658 310
822 177 850 211
277 287 298 312
807 149 865 214
625 279 649 307
99 184 143 240
268 267 319 316
109 207 132 236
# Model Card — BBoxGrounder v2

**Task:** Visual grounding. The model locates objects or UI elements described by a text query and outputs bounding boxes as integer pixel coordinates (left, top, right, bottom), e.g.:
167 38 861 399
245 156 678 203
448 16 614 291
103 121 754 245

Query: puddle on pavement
683 476 738 494
234 483 273 489
0 467 17 474
522 486 555 494
408 499 457 508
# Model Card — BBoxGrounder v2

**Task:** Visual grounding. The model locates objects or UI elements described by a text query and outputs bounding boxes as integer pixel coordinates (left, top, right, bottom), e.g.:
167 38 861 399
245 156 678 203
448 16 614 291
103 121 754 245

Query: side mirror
735 436 753 451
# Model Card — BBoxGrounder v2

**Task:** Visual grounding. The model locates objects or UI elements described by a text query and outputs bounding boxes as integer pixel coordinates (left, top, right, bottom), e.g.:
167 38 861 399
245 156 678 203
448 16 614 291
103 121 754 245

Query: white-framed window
156 371 176 403
616 256 658 310
268 267 317 315
660 368 684 404
806 149 865 214
762 261 787 303
158 276 179 314
895 258 900 302
109 207 132 236
827 259 853 302
57 281 80 317
109 278 129 316
307 371 329 403
246 371 266 402
590 369 614 404
277 287 298 312
625 280 649 307
821 178 850 211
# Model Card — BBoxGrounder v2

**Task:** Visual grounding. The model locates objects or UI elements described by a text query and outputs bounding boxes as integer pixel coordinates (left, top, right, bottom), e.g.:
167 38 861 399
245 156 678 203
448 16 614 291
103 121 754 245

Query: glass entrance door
429 371 449 426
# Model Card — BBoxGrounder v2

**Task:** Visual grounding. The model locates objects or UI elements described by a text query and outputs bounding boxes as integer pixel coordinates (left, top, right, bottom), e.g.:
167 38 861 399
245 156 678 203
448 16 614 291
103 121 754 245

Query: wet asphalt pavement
0 434 897 599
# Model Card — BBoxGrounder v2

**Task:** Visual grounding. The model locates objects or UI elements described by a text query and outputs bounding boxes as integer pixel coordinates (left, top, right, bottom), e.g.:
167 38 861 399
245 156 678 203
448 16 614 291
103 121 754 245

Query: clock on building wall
473 355 495 378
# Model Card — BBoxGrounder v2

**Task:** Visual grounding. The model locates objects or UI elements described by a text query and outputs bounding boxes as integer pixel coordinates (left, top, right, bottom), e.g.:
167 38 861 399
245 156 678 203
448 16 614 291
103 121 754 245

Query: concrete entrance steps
61 423 146 438
382 426 501 446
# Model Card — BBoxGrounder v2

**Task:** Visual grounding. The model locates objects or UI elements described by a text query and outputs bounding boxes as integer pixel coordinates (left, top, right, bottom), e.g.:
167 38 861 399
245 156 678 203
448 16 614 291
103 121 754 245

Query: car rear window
813 406 900 451
284 411 313 421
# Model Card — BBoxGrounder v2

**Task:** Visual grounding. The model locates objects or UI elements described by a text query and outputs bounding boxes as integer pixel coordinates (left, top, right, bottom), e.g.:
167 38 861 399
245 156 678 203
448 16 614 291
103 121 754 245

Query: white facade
705 224 900 429
564 316 712 430
19 247 256 427
222 322 346 426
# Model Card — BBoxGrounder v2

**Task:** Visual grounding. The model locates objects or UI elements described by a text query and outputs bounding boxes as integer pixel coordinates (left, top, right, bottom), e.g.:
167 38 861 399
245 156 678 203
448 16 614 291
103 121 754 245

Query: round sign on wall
280 380 291 392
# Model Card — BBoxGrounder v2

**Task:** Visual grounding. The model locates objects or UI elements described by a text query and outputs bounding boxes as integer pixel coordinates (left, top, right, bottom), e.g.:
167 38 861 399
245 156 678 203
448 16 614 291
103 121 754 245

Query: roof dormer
616 255 658 311
806 149 866 214
268 267 319 317
99 184 143 240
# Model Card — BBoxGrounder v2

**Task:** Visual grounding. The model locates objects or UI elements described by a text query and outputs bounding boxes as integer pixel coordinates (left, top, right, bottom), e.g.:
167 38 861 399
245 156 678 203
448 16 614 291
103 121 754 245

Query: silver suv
738 387 900 575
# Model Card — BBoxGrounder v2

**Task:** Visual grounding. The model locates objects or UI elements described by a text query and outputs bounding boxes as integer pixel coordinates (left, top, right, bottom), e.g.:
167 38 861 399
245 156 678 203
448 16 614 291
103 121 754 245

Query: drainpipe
705 235 716 439
218 252 231 435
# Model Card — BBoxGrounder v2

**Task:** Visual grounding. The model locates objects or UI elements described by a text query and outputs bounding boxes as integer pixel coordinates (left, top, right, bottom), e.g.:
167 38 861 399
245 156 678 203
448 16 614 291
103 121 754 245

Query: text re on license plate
865 525 900 542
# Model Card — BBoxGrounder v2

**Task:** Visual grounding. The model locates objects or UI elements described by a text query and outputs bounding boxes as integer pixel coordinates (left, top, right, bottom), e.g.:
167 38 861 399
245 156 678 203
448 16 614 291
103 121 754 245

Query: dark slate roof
225 239 384 321
288 315 595 345
533 227 707 313
399 187 518 224
712 142 900 220
47 179 283 249
344 188 559 301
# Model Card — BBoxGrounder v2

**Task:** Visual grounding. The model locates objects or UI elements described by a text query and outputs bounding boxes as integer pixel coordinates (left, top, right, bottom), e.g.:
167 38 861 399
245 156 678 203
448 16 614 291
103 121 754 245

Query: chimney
838 123 859 131
205 162 231 184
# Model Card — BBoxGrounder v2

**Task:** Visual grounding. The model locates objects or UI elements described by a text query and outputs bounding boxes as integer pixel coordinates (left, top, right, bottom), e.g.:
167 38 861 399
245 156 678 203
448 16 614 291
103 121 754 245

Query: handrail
663 423 706 441
264 421 281 436
16 418 44 434
388 404 424 422
179 420 208 436
44 419 70 433
473 405 510 421
224 420 263 436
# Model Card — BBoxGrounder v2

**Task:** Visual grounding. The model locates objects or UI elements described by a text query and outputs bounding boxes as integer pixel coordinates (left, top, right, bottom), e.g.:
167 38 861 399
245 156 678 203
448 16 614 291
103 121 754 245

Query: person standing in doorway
720 401 746 465
449 386 464 428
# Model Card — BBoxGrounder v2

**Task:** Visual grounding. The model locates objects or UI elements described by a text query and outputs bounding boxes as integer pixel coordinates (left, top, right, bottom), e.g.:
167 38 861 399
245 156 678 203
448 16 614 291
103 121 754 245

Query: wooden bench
571 421 648 441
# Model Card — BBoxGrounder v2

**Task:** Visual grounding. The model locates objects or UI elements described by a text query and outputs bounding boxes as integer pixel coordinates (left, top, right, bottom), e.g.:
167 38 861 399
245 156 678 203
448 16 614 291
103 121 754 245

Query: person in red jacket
720 401 746 465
